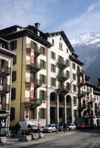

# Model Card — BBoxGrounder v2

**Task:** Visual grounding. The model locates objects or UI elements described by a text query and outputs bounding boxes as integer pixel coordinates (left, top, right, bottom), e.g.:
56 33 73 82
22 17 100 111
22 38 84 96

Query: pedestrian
56 122 59 134
15 121 21 138
38 124 41 133
64 122 66 132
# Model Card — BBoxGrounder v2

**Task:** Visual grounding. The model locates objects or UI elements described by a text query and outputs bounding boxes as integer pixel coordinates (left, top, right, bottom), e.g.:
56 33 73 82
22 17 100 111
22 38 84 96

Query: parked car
77 123 86 129
43 124 56 133
67 123 76 130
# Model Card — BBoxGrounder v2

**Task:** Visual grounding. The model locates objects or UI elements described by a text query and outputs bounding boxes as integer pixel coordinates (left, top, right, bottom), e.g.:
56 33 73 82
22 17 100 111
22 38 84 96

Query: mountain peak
70 32 100 46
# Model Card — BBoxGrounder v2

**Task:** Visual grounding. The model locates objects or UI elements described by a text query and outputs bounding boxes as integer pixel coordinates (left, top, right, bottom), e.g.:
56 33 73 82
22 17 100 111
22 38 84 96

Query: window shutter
10 107 15 120
12 71 16 82
11 88 16 100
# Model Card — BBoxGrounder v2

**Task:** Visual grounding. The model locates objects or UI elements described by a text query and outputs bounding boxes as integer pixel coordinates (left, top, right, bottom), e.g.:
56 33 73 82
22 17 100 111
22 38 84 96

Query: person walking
38 124 41 133
56 122 59 134
15 121 21 138
64 122 66 132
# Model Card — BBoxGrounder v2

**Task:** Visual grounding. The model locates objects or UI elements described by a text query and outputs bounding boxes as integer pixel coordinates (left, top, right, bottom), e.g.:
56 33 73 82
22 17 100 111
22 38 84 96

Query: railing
0 65 11 75
59 101 64 106
58 58 69 67
66 102 71 106
26 77 42 86
26 43 41 54
0 104 9 112
26 60 41 68
77 69 85 75
57 72 69 78
25 97 42 104
0 84 10 92
50 101 56 106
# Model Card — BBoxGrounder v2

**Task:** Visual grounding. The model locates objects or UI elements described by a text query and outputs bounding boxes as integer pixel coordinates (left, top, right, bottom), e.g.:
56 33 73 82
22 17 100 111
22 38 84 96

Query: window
51 64 56 72
40 90 46 100
52 39 54 44
51 52 55 60
11 88 16 100
59 42 63 50
12 71 16 82
51 78 56 86
74 110 77 117
40 75 46 84
66 60 69 66
39 108 46 119
66 48 68 53
73 85 76 92
66 71 69 77
73 73 76 80
41 60 46 69
40 46 46 55
77 66 80 72
11 40 17 50
13 55 17 65
74 97 77 106
10 107 15 121
72 63 76 69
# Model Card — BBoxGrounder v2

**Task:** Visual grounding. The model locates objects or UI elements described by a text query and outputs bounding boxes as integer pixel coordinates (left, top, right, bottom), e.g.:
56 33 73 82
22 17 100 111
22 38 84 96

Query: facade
0 38 15 132
46 31 83 124
0 24 52 126
0 23 100 127
77 72 100 126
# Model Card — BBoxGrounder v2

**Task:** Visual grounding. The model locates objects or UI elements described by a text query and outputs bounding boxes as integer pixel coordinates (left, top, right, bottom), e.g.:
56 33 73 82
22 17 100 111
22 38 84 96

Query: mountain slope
70 32 100 86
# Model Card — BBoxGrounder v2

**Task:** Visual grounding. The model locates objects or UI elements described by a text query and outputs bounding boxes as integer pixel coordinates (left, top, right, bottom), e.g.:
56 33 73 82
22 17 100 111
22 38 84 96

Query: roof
0 47 16 57
0 25 52 48
45 30 74 52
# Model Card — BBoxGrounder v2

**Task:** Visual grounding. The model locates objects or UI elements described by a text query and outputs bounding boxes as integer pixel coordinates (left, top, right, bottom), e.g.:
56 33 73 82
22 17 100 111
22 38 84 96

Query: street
1 128 100 148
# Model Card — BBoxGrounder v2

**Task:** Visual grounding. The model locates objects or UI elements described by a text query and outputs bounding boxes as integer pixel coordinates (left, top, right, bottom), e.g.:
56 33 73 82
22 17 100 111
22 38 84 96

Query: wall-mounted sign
30 83 34 99
24 110 29 120
83 73 85 84
30 48 34 64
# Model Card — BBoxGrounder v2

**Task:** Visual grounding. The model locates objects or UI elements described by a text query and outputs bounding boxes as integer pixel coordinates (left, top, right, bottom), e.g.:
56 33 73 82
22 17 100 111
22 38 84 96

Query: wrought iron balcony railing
0 104 9 112
0 65 11 76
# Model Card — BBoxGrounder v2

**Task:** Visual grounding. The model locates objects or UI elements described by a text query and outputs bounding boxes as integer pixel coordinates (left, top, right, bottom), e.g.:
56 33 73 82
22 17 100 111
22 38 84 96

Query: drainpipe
20 37 23 121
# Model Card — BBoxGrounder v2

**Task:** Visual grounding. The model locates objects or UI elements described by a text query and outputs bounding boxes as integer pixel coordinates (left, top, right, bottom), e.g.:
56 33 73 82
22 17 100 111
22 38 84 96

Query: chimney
34 22 40 30
34 22 40 36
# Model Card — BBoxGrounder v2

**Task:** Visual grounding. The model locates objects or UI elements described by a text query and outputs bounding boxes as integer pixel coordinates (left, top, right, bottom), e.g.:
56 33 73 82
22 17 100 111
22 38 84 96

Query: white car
43 124 56 133
67 123 76 130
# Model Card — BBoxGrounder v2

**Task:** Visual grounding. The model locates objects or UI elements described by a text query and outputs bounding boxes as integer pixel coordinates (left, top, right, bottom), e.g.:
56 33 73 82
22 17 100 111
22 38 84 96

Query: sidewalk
0 131 76 148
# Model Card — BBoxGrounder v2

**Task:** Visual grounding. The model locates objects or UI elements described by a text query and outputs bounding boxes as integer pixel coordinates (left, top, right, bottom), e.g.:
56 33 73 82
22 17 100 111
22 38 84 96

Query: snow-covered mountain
70 32 100 86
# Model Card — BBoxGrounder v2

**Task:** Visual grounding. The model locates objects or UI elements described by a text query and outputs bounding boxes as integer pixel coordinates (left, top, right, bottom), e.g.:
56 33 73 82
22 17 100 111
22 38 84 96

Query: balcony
77 79 84 87
50 101 56 107
78 91 87 97
77 69 85 75
0 104 9 112
66 102 71 108
25 97 42 108
26 60 41 72
26 43 41 57
59 101 64 108
78 103 86 110
57 72 69 82
57 59 69 70
0 84 10 94
0 65 11 76
57 85 69 94
87 88 92 94
26 77 42 88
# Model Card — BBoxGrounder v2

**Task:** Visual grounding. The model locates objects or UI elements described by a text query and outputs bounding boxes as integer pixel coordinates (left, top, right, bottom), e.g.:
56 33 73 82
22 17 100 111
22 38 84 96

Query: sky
0 0 100 40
